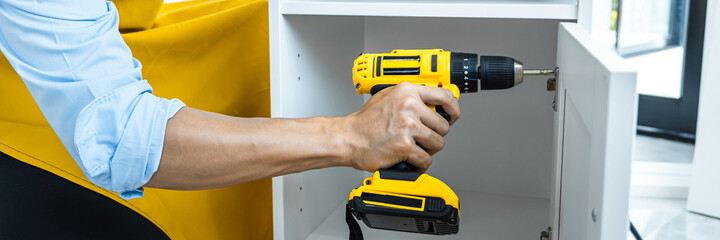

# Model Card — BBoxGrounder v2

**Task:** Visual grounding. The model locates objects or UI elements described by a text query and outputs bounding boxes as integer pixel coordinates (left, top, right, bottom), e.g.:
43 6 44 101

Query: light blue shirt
0 0 185 199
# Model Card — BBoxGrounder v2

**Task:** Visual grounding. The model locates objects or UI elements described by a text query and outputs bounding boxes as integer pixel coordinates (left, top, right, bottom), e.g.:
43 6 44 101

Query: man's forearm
145 107 352 190
144 83 460 191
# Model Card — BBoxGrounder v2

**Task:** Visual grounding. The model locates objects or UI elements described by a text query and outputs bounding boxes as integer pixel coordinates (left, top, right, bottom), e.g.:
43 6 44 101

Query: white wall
687 0 720 218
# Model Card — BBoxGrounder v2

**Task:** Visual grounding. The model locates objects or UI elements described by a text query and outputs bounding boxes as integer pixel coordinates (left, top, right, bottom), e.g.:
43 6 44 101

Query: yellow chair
0 1 271 239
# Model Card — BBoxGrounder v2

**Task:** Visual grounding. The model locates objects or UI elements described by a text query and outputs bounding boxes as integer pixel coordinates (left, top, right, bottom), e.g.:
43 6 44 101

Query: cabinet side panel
275 15 365 240
270 1 283 239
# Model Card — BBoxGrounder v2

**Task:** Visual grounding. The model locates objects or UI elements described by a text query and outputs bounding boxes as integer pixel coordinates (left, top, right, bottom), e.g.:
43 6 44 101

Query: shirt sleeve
0 0 185 199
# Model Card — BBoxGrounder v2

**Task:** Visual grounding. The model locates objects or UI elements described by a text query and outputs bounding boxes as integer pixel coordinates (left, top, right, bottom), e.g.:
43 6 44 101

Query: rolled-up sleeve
0 0 185 199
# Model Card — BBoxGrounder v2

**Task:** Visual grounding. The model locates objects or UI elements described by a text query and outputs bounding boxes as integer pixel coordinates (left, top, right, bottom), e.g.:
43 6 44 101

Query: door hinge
546 78 556 91
540 226 552 240
547 67 559 112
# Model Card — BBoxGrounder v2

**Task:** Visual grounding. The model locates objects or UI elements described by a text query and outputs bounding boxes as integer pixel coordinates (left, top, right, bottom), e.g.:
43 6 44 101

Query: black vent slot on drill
383 55 420 61
415 219 459 235
376 56 382 77
431 54 438 72
384 68 420 75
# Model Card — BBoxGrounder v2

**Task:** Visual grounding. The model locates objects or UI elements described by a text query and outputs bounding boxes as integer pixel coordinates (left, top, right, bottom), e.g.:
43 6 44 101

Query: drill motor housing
353 49 525 100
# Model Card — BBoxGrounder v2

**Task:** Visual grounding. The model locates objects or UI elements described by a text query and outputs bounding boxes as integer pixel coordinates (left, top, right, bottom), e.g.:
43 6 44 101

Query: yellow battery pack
346 167 459 235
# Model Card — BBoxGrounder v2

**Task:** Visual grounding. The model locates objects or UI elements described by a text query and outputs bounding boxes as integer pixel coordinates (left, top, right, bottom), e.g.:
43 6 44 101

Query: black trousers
0 151 169 240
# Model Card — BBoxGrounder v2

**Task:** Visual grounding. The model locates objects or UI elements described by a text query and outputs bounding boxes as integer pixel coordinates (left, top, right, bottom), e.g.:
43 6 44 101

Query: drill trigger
369 84 396 95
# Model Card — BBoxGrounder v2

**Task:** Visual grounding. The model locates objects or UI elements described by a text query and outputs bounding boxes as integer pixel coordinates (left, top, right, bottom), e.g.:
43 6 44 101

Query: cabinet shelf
306 190 549 240
281 0 578 19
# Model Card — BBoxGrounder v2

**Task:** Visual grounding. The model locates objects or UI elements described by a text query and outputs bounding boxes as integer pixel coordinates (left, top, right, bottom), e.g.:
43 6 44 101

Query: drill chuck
478 56 556 89
479 56 523 90
450 54 530 91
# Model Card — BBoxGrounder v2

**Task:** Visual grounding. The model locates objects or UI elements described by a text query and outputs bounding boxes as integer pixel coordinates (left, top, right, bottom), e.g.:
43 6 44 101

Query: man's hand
341 82 461 172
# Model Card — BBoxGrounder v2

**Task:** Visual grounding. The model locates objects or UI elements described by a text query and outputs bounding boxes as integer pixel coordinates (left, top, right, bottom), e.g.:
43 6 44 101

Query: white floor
629 135 720 239
634 135 694 164
630 197 720 240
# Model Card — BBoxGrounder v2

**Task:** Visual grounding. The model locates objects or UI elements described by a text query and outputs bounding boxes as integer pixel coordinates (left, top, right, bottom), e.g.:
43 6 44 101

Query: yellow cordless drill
346 49 553 237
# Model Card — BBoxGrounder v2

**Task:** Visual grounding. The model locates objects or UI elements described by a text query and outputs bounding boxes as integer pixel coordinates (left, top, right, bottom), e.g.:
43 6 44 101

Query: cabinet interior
273 14 572 239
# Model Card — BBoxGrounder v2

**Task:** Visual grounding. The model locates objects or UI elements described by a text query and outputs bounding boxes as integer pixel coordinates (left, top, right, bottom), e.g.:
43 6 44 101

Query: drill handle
434 106 451 122
369 84 452 122
370 83 451 172
385 161 418 172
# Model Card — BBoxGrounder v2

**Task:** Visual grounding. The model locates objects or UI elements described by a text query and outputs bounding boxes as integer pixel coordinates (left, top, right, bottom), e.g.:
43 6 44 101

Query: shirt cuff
74 80 185 200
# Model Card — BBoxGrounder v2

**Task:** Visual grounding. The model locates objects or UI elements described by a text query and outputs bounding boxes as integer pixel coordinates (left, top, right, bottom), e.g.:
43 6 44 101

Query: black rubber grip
378 169 422 181
370 84 396 95
436 106 451 122
479 56 515 90
386 162 418 172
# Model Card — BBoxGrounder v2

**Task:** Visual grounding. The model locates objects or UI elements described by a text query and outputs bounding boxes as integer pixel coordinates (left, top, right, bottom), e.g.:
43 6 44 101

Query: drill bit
523 69 556 76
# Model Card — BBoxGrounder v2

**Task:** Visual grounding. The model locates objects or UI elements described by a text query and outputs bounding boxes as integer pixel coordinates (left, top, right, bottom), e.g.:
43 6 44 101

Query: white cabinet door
550 22 637 240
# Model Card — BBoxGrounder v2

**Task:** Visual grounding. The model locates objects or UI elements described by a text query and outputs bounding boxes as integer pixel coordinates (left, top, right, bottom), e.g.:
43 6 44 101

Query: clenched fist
340 82 461 172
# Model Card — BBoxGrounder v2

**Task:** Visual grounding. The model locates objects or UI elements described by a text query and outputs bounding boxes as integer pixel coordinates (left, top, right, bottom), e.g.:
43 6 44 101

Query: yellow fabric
112 0 164 31
0 0 272 239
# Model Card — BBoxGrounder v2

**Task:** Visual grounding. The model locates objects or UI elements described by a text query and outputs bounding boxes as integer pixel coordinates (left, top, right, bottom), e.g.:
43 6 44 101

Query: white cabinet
553 23 637 240
269 1 637 239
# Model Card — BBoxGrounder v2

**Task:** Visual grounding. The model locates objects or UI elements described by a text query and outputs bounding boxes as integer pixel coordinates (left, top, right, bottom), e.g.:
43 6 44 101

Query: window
615 0 687 56
613 0 689 99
